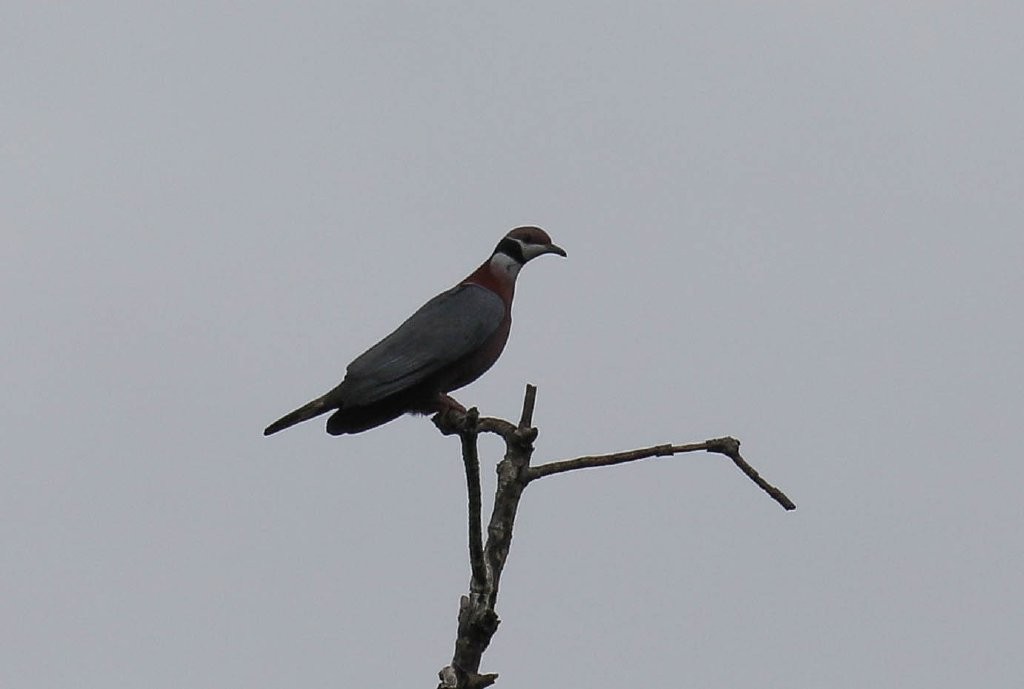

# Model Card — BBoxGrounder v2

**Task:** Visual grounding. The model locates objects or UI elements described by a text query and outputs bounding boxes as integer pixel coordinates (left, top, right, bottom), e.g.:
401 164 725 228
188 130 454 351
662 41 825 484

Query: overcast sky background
3 3 1023 687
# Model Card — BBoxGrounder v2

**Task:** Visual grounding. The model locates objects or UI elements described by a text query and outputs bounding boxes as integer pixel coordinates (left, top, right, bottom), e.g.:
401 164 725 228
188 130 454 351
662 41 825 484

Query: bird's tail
263 395 333 436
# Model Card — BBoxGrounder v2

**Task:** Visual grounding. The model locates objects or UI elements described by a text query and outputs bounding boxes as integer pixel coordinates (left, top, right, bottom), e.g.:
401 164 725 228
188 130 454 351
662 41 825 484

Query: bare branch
434 408 515 440
457 408 487 591
437 386 797 686
518 383 537 429
480 423 533 608
528 436 796 511
527 442 706 478
704 437 796 511
439 664 498 689
437 384 538 688
476 417 516 438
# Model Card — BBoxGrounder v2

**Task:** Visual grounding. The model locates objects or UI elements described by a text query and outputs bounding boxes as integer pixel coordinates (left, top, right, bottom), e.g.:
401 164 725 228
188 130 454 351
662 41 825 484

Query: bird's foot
432 394 469 435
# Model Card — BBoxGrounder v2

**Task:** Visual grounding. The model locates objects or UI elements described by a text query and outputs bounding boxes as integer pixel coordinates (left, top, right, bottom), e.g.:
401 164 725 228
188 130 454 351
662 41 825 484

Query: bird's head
494 226 567 264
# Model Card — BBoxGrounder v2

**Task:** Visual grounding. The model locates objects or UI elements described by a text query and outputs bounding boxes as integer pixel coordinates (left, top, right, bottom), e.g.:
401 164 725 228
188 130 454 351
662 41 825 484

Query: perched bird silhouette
264 226 566 436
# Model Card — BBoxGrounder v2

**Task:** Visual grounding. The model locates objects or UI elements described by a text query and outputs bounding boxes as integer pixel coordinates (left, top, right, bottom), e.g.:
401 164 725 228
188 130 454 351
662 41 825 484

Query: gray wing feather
338 284 505 406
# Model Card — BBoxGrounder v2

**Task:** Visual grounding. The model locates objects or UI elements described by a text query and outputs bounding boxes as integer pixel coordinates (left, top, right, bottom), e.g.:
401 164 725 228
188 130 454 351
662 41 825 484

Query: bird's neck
462 254 520 307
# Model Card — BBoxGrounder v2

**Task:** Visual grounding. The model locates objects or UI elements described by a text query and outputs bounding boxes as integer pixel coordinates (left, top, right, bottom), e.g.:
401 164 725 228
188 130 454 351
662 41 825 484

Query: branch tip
704 437 796 511
518 384 537 429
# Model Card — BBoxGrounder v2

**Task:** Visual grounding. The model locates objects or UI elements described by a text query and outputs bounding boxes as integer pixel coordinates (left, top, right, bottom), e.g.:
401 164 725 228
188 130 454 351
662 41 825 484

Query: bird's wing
337 283 506 406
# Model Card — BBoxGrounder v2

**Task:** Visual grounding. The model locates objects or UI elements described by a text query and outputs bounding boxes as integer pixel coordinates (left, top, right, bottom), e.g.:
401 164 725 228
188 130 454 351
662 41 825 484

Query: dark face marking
494 236 526 263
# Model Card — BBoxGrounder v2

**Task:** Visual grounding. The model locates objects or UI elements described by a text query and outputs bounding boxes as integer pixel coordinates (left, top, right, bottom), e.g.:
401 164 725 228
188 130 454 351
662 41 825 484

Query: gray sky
3 3 1022 687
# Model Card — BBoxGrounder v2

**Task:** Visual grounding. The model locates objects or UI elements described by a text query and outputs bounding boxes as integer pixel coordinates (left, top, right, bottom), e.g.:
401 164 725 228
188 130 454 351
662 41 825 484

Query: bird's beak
546 243 567 258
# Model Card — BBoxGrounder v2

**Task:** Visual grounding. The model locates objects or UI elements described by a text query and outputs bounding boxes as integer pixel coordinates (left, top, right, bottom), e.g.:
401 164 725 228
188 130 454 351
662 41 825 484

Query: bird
264 226 566 436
